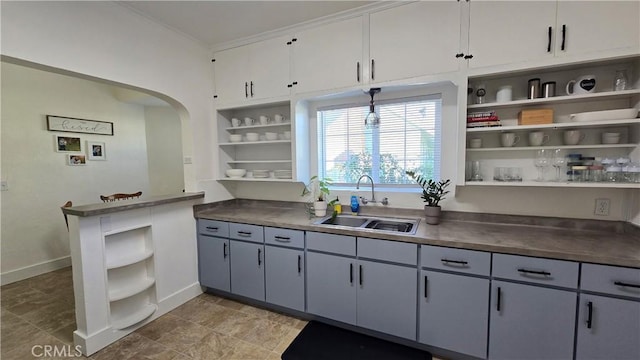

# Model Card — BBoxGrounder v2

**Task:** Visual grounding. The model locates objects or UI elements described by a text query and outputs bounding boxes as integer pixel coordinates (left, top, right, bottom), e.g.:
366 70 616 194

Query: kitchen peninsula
62 192 204 356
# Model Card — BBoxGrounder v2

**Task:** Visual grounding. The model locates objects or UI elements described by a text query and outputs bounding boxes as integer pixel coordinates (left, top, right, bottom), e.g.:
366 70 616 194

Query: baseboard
1 256 71 286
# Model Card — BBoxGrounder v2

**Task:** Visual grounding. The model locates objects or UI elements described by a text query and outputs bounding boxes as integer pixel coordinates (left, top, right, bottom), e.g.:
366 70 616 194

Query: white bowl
602 133 621 144
225 169 246 178
229 134 243 142
265 132 278 141
570 108 638 122
245 132 259 142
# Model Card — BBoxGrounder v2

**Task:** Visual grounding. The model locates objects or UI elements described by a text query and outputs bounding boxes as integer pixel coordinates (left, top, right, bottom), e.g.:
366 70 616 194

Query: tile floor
1 267 446 360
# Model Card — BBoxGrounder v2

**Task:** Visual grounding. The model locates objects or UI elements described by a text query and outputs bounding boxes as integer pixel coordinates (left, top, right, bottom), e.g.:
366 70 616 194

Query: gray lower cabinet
306 251 357 325
419 270 489 359
230 240 265 301
265 246 304 311
489 281 576 360
197 235 230 292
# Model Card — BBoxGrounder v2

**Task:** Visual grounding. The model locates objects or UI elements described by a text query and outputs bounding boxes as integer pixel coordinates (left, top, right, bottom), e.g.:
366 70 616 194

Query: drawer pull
223 243 228 258
205 226 219 231
586 301 593 329
517 268 551 276
441 258 469 266
614 281 640 289
274 236 291 242
496 287 502 312
237 231 252 237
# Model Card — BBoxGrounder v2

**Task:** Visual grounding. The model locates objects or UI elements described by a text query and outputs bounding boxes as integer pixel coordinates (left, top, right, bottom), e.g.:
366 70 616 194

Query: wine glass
551 149 566 182
534 149 550 181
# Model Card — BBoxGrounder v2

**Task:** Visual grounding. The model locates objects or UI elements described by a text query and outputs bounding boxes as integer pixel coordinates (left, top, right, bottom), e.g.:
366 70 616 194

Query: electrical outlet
595 198 610 216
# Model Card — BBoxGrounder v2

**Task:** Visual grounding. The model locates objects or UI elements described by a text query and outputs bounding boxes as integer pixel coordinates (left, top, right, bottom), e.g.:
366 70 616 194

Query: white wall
145 106 185 195
0 62 152 277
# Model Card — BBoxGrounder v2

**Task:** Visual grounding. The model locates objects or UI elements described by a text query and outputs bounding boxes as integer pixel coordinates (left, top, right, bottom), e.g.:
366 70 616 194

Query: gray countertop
195 200 640 268
63 192 205 217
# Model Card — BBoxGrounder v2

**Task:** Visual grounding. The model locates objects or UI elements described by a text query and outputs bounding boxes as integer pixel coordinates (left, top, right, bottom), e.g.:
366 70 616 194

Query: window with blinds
318 94 442 186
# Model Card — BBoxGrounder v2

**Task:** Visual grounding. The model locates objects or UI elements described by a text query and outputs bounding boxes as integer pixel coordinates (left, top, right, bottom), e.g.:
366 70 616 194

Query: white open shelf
108 277 155 301
219 177 294 182
111 303 157 330
225 122 291 131
227 160 292 164
466 118 640 133
467 144 637 152
219 140 292 146
106 249 154 270
467 89 640 110
465 181 640 188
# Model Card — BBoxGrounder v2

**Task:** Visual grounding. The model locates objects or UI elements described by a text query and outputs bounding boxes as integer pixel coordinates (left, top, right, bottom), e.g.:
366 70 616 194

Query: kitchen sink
314 215 419 235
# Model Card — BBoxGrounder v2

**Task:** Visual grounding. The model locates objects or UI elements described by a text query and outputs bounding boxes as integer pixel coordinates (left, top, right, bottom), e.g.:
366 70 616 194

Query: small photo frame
56 135 82 152
87 141 106 160
68 154 87 166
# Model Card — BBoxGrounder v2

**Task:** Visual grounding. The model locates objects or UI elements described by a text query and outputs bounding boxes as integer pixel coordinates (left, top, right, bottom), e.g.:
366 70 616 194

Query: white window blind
318 95 442 186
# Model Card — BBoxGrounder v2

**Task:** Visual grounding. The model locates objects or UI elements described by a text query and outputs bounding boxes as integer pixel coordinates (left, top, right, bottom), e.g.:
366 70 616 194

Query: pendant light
364 88 381 129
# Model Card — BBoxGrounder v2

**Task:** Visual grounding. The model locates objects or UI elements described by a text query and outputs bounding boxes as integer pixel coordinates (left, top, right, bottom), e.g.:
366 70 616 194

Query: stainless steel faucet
356 174 388 205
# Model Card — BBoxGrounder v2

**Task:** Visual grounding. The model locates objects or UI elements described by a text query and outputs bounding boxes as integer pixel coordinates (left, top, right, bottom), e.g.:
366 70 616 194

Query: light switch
1 181 7 191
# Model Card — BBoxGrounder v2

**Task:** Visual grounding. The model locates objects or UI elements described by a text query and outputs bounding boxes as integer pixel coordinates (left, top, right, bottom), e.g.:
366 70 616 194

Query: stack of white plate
274 170 292 179
252 170 270 178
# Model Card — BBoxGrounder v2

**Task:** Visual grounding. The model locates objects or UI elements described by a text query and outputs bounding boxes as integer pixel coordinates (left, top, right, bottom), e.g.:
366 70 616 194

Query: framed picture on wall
55 135 82 152
68 154 86 166
87 141 106 160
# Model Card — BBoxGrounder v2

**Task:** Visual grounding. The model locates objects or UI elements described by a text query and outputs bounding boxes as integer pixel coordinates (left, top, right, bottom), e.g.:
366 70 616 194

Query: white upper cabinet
468 1 640 71
369 1 462 83
214 35 291 104
291 17 363 94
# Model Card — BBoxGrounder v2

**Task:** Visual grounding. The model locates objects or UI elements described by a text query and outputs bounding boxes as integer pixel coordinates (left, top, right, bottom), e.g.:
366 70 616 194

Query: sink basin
314 215 419 235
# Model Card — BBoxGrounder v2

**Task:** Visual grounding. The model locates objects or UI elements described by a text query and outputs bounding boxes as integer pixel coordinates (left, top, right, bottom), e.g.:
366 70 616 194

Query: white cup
259 115 270 125
496 85 513 103
469 138 482 148
244 117 255 126
283 131 291 140
274 114 285 123
500 132 520 147
566 75 596 95
231 118 241 127
563 130 586 145
528 131 549 146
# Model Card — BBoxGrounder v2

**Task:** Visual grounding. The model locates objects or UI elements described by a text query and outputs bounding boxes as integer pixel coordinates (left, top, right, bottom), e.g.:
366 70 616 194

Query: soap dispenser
350 195 359 214
333 197 342 214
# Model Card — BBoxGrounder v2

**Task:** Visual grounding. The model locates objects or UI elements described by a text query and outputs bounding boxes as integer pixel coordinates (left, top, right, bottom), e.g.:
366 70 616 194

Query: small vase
314 201 327 217
424 205 442 225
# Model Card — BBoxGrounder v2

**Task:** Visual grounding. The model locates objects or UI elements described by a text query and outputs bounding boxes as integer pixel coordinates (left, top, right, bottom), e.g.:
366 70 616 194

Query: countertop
63 192 205 217
195 200 640 268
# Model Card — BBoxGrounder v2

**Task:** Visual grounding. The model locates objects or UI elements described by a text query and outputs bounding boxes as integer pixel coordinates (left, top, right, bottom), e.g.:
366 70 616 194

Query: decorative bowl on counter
225 169 247 178
570 108 638 122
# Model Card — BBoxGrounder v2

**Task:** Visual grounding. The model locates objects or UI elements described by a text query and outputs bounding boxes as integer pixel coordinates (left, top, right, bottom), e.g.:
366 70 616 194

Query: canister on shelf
528 78 541 99
542 81 556 98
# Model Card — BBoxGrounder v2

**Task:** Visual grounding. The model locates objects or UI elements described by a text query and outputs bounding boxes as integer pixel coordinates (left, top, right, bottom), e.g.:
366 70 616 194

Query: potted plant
301 176 333 217
406 171 451 225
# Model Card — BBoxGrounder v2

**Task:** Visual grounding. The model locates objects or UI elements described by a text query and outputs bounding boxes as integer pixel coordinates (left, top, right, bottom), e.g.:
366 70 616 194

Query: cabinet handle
250 81 254 97
356 62 360 82
496 287 502 312
441 258 468 266
371 59 375 80
298 255 302 273
517 268 551 277
237 231 252 237
244 82 248 98
350 263 353 284
223 243 227 258
274 236 291 242
547 26 552 52
258 248 262 266
455 53 464 58
359 265 363 286
424 275 428 298
464 54 473 59
586 301 593 329
561 24 566 51
205 226 218 232
614 281 640 289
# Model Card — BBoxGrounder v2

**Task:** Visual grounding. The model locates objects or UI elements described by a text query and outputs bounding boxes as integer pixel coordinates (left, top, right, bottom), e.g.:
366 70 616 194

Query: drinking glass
551 149 566 181
534 149 550 181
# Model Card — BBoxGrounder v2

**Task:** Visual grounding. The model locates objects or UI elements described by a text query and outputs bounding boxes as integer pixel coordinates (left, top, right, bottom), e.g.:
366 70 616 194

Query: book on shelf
467 115 499 123
467 110 496 118
466 120 502 128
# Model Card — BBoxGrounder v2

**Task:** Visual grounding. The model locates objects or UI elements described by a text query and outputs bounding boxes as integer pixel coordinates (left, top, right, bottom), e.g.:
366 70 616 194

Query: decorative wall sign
68 154 87 166
47 115 114 136
56 135 82 152
87 141 106 160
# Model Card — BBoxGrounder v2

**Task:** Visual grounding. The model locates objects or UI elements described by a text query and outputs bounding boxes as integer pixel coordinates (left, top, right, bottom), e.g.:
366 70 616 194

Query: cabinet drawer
264 227 304 249
492 253 579 289
357 238 417 266
198 219 229 238
229 223 264 243
581 263 640 299
421 245 491 276
307 232 356 256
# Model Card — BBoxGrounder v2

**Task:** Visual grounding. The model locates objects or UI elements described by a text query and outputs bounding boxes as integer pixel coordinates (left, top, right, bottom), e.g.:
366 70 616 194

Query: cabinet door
576 294 640 360
265 246 304 311
197 235 230 292
230 241 265 301
213 45 250 103
306 251 356 325
356 260 417 340
489 281 576 360
555 1 640 58
370 1 461 82
248 35 291 100
468 1 557 69
419 270 489 359
292 17 363 94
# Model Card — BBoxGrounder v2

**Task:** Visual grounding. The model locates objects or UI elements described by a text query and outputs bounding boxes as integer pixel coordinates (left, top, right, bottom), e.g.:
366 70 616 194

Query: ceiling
119 1 377 49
